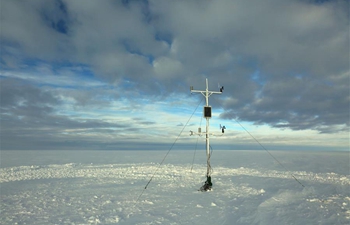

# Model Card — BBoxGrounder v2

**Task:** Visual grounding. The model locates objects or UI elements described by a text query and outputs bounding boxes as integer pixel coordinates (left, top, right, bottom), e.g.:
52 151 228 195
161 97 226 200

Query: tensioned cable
135 98 204 203
190 115 203 172
233 118 305 187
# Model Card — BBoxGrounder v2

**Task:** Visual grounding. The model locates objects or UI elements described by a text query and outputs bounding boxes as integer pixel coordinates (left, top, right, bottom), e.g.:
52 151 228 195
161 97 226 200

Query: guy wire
190 114 203 172
233 118 305 188
135 98 203 203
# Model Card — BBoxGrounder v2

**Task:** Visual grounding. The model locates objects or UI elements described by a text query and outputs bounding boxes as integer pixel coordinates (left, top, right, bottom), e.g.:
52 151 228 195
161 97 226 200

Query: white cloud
1 0 348 150
153 57 183 79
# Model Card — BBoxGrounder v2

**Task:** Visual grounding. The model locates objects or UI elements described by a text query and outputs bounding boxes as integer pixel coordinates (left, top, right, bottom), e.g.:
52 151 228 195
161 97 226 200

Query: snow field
1 150 349 224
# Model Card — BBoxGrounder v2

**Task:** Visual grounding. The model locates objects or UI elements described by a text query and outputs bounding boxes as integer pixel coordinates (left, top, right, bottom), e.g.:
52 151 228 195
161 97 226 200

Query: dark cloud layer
221 74 349 132
0 79 142 150
1 0 349 149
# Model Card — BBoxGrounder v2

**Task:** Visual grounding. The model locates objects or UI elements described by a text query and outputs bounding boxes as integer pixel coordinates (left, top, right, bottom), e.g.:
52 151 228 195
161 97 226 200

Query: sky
0 0 349 151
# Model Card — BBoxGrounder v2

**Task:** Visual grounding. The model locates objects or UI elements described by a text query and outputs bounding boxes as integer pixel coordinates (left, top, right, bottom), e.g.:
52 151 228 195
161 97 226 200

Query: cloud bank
1 0 349 150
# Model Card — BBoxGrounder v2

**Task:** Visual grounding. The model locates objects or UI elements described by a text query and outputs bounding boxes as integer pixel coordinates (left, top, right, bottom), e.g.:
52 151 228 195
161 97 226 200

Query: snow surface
1 150 349 225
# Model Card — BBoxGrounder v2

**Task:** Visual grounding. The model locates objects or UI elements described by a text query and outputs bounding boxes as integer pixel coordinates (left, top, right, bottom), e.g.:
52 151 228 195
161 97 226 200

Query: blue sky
1 0 349 151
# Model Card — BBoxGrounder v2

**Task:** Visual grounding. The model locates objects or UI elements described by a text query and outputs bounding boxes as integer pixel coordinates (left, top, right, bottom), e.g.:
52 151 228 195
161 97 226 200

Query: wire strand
135 98 203 203
190 114 203 172
233 118 305 188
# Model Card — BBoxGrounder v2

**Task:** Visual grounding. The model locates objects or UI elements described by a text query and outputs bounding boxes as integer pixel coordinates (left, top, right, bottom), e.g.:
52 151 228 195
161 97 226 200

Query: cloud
0 0 348 150
1 0 70 61
0 77 144 150
153 56 184 84
152 0 348 132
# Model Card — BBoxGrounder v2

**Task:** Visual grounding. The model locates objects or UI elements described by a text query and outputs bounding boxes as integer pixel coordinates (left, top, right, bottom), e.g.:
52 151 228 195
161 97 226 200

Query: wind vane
190 78 224 191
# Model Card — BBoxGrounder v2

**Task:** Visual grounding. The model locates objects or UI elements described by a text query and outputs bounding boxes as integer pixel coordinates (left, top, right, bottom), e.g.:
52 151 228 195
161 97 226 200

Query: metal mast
190 78 222 191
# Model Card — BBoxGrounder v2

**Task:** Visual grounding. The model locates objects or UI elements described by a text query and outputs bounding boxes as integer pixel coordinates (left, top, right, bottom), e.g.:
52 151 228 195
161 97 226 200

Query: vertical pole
205 79 210 177
190 78 222 191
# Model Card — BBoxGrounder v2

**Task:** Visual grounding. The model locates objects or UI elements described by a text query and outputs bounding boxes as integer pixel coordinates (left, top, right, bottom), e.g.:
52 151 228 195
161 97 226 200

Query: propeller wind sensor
218 83 224 92
220 124 226 133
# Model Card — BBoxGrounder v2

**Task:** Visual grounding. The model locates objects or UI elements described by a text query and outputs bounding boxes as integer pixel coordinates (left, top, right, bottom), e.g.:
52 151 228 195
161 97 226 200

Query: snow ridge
1 163 349 185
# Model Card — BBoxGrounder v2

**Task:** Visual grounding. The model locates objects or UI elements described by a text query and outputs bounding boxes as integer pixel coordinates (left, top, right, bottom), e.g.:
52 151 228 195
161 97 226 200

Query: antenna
190 78 222 191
